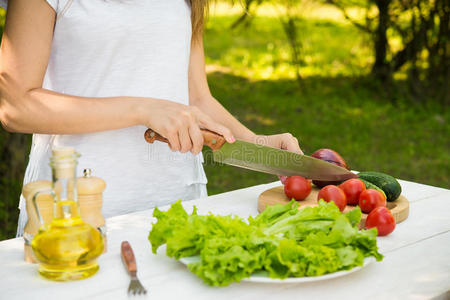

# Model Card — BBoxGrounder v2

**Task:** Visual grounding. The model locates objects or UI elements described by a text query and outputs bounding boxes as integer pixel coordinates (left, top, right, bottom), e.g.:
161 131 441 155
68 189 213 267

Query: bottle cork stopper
52 146 75 158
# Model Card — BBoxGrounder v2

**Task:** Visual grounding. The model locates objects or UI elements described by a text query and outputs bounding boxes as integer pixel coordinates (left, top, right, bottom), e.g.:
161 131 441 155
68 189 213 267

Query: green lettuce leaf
148 200 191 254
188 235 271 286
344 207 362 227
265 239 341 278
261 200 344 240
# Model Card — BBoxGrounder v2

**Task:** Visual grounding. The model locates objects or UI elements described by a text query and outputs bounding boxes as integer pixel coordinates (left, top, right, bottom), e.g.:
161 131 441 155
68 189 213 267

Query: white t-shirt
1 0 208 236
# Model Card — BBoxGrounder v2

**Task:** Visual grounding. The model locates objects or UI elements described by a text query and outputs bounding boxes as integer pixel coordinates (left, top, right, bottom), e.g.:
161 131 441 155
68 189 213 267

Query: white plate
179 255 375 283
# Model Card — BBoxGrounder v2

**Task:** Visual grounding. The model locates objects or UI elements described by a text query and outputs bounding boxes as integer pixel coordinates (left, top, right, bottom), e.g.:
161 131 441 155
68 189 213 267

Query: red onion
311 148 350 188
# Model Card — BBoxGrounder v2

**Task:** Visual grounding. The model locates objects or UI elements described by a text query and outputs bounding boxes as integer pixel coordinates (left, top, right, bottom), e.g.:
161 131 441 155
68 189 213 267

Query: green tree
326 0 449 103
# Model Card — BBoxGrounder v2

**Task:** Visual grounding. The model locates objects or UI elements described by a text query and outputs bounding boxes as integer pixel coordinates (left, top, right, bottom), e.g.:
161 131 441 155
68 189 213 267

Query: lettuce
149 200 383 286
265 239 341 278
148 201 191 254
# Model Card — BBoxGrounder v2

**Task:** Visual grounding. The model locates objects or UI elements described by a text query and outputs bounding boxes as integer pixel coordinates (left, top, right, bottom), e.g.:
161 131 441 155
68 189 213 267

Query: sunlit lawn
205 5 373 79
202 4 450 195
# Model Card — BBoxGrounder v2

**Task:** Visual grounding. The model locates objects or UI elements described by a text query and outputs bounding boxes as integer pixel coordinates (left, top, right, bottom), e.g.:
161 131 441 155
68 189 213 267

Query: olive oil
31 147 104 281
32 201 103 281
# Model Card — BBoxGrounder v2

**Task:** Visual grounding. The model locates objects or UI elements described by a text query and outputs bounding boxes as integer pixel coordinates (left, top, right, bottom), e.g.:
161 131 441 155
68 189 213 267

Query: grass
202 6 450 195
204 13 373 79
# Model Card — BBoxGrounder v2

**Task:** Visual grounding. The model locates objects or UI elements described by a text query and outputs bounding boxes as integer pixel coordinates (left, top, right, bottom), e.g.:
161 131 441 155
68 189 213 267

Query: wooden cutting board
258 186 409 228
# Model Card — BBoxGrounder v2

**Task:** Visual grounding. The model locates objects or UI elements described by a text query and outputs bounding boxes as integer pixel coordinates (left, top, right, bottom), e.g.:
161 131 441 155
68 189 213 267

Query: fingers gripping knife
144 128 226 151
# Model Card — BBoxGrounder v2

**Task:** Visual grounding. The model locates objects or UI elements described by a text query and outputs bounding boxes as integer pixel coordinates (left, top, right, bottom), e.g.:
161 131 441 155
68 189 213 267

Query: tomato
358 189 386 214
365 207 396 236
317 185 347 211
284 176 312 201
339 179 366 206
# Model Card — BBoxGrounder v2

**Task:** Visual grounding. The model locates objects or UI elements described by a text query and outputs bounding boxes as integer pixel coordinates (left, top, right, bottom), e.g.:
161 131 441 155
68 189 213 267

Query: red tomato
317 185 347 211
339 179 366 206
358 189 386 214
284 176 312 201
365 207 396 236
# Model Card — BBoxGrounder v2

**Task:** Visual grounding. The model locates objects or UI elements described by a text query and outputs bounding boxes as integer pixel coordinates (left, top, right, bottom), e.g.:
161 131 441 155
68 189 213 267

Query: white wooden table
1 180 449 300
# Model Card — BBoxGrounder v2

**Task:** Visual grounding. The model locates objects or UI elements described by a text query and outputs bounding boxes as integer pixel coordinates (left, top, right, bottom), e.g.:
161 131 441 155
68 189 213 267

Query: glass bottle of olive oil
31 147 104 281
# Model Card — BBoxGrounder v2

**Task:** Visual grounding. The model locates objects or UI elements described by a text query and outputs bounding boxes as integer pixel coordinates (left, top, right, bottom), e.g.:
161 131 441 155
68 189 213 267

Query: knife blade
213 139 357 181
144 129 357 181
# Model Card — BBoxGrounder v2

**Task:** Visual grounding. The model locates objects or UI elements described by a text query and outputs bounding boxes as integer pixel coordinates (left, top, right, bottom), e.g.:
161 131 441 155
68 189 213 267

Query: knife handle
121 241 137 276
144 128 226 151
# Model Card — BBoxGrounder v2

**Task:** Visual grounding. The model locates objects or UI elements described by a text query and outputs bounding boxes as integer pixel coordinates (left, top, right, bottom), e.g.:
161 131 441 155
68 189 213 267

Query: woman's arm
188 39 255 141
188 39 302 154
0 0 233 154
0 0 142 134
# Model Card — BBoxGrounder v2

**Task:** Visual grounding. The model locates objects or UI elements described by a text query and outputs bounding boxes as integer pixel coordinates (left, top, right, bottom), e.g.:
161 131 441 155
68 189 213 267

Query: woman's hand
141 99 235 154
253 133 303 154
252 133 303 183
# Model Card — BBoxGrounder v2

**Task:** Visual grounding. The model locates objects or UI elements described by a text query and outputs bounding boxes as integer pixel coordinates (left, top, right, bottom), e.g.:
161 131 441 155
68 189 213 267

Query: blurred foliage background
0 1 449 240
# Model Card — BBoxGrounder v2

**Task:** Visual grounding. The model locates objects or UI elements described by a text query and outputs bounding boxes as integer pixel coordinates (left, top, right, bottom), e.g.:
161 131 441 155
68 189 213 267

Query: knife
144 129 357 181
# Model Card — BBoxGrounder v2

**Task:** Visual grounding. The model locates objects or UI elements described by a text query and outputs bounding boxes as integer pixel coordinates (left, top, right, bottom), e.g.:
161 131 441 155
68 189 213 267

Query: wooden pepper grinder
22 180 53 263
77 168 107 253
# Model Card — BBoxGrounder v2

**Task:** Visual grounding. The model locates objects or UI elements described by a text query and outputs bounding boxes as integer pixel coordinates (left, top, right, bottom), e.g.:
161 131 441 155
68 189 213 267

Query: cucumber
358 171 402 202
359 179 386 200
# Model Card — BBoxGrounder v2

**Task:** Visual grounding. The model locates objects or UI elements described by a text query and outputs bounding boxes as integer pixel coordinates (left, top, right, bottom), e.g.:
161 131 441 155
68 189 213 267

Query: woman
0 0 302 236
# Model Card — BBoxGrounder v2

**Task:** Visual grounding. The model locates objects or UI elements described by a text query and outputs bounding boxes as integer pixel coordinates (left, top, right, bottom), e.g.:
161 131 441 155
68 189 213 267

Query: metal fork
121 241 147 295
